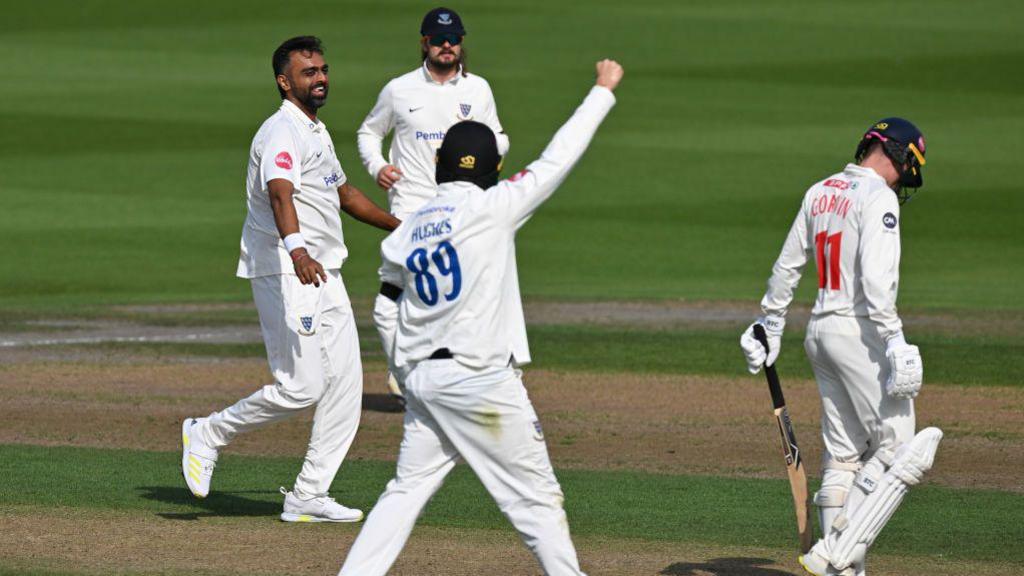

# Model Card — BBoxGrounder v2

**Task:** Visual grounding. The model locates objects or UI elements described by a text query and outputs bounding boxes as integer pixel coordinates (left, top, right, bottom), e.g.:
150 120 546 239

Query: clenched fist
595 59 624 91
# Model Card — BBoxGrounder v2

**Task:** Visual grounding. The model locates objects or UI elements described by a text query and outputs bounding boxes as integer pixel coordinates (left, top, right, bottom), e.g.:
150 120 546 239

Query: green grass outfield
3 444 1022 564
2 0 1023 311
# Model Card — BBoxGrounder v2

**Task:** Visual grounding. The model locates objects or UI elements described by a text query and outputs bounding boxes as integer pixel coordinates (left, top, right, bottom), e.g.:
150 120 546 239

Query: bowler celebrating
181 36 398 523
337 59 623 576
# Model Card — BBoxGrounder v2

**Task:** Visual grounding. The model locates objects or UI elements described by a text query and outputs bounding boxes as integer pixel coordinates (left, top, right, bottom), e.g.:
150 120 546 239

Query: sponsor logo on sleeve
883 212 898 229
507 169 529 183
532 420 544 441
275 151 293 170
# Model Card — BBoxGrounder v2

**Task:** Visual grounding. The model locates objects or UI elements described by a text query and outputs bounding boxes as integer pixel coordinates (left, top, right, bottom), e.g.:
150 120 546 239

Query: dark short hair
272 36 324 98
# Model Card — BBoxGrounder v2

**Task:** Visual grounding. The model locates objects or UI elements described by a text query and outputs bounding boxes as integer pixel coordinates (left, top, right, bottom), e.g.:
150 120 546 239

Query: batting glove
886 333 922 399
740 315 785 374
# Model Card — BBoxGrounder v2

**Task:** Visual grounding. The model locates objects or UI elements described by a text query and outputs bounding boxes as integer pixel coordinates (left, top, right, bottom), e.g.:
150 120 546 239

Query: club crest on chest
458 103 472 119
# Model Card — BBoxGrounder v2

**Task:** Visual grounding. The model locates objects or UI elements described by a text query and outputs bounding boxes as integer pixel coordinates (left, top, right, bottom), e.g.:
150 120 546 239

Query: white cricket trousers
804 314 916 465
338 360 585 576
197 270 363 499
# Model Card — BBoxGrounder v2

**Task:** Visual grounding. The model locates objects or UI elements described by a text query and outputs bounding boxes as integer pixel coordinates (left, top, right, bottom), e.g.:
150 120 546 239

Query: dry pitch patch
1 360 1021 491
1 303 1022 576
0 506 1015 576
4 299 1021 349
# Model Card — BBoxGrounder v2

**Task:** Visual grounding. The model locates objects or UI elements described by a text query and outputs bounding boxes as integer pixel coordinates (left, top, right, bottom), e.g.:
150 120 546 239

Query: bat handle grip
752 323 770 356
752 323 786 409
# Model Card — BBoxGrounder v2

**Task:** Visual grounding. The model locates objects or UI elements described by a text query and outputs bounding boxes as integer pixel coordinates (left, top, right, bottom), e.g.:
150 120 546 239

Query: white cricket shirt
237 100 348 278
357 63 509 218
378 86 615 372
761 164 904 340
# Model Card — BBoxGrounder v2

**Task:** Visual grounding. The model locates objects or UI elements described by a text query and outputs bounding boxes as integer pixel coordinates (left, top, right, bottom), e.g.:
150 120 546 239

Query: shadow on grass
661 557 798 576
138 486 281 520
363 392 405 413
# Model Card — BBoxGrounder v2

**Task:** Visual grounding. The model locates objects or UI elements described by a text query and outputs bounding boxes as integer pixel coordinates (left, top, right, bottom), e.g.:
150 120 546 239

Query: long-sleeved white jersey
375 86 615 375
357 63 509 218
761 163 904 341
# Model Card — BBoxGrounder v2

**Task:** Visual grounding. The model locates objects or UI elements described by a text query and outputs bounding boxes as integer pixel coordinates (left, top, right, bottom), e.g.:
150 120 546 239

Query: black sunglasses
427 33 463 47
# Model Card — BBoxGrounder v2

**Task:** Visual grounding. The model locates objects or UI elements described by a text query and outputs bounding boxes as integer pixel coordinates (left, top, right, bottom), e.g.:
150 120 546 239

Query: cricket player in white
180 36 399 522
357 6 509 219
359 7 508 400
740 118 942 575
337 60 623 576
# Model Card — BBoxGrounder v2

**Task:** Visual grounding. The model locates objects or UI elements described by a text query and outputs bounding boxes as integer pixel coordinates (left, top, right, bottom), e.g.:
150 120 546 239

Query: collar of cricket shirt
281 99 324 133
421 61 463 86
437 180 478 196
843 163 886 183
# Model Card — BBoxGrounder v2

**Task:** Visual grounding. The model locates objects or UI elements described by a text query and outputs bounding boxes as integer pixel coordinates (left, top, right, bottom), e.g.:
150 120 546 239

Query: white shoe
799 545 857 576
279 487 364 523
386 371 406 405
799 546 829 576
181 418 218 498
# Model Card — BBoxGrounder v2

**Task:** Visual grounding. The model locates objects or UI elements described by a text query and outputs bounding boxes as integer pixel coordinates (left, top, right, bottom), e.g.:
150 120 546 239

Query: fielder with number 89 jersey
378 88 615 377
337 63 622 576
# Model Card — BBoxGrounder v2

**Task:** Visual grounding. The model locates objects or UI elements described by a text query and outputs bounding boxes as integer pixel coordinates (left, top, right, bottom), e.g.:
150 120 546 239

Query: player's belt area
429 348 454 359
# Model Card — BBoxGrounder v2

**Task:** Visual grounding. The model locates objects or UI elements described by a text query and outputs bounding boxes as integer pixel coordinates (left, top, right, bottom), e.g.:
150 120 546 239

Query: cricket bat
752 324 814 554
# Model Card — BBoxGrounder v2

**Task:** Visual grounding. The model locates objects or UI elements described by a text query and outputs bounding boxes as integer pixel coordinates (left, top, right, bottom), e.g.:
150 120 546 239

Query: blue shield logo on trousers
300 316 313 332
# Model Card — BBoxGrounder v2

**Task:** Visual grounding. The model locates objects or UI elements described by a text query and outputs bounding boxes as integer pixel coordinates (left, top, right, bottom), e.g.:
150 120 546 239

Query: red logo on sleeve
275 152 293 170
507 169 529 182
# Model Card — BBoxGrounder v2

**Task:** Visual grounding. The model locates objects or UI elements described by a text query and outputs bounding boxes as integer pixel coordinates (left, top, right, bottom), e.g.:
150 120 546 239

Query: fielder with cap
739 118 942 575
359 7 509 400
336 59 624 576
357 6 509 219
180 36 399 523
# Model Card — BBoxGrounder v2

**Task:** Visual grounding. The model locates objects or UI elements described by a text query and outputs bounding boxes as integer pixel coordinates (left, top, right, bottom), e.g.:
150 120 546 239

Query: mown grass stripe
1 444 1020 563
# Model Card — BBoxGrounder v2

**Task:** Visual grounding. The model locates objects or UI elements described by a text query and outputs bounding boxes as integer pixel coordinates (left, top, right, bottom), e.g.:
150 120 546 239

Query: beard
427 49 461 71
300 82 329 110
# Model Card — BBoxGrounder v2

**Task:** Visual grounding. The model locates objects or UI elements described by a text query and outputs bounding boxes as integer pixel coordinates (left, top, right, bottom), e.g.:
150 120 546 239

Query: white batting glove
886 333 922 399
740 315 785 374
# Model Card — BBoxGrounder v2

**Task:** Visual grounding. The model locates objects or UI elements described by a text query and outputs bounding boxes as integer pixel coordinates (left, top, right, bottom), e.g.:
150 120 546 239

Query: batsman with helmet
740 118 943 575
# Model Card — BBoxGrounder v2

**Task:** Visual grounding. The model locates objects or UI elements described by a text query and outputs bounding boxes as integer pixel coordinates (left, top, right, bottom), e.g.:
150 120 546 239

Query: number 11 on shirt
815 231 842 290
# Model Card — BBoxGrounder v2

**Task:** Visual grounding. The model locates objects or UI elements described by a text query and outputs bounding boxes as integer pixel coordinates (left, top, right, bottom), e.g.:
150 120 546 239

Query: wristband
283 233 306 253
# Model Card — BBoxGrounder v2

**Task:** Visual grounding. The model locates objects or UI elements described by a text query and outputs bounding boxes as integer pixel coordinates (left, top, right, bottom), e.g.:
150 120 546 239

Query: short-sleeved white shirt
357 64 509 218
237 100 348 278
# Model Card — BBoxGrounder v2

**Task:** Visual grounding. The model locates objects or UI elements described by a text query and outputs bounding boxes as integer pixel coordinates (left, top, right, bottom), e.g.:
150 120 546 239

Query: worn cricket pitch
2 333 1022 575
